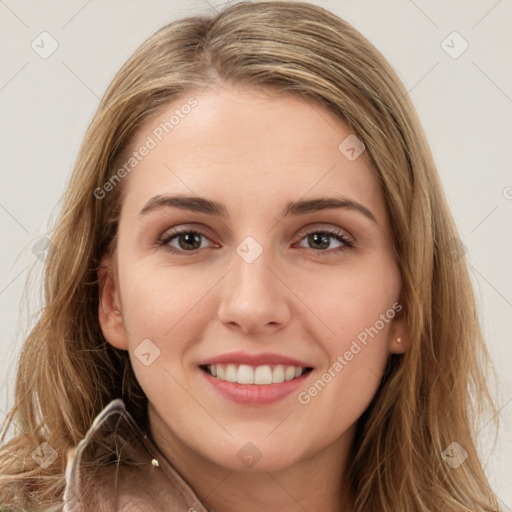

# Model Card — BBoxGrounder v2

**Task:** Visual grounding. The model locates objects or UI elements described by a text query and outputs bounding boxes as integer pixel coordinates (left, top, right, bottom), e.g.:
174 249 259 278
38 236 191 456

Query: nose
217 249 291 335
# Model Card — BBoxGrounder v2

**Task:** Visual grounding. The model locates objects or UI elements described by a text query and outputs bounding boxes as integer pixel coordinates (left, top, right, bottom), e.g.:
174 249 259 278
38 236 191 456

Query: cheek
120 267 201 406
120 262 215 340
292 262 399 409
294 259 400 348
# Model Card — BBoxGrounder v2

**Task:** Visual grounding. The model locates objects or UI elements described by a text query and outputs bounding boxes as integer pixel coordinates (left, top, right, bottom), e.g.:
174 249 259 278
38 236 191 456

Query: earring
114 309 120 315
397 337 402 343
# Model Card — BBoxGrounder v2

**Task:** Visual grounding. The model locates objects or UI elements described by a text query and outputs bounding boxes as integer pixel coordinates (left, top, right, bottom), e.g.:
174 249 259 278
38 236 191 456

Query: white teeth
254 365 273 385
237 364 254 384
225 364 237 382
272 364 285 383
284 366 296 381
206 363 307 385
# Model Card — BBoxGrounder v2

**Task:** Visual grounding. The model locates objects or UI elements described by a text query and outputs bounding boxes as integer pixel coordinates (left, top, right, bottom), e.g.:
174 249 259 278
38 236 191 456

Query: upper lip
199 350 313 368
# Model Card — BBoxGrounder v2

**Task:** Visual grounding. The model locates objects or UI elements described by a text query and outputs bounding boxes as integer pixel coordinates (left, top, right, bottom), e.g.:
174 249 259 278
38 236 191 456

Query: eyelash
157 226 355 256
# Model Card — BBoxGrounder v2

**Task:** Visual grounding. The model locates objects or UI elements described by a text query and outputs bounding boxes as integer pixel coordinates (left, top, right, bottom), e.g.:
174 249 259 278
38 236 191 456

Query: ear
98 255 129 350
387 301 409 355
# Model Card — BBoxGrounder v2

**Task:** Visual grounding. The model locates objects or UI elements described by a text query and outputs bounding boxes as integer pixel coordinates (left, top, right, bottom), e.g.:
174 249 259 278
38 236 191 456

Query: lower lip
200 368 312 405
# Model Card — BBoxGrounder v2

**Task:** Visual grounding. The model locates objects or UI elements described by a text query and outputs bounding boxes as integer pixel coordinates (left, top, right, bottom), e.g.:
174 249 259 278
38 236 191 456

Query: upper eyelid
295 223 353 239
160 222 352 237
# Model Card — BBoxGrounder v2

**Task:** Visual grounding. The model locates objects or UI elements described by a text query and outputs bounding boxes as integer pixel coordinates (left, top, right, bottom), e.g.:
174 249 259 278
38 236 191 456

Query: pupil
180 233 201 250
310 233 329 250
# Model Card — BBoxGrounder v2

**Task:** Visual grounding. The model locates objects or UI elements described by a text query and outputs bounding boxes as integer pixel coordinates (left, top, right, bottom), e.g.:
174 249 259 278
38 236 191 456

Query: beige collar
63 399 214 511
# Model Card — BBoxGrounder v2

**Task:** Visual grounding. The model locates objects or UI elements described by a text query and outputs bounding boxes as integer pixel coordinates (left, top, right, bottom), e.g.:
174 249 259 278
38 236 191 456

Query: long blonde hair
0 1 501 510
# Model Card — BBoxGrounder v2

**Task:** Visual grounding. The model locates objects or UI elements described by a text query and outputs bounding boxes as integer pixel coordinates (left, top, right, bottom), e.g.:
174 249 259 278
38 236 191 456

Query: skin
98 83 409 512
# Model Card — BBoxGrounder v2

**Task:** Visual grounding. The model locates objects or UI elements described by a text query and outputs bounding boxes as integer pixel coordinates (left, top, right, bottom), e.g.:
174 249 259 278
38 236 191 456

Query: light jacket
63 399 215 511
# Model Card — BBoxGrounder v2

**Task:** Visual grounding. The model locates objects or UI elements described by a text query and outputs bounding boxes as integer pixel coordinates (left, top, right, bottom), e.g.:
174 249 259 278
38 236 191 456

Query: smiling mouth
200 363 313 385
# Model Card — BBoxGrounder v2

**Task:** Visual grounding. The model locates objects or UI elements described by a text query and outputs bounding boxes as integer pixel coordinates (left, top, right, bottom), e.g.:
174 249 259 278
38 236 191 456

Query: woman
0 1 502 510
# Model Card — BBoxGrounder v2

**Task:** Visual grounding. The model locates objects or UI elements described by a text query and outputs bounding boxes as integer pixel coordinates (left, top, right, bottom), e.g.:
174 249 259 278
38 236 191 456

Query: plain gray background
1 0 511 507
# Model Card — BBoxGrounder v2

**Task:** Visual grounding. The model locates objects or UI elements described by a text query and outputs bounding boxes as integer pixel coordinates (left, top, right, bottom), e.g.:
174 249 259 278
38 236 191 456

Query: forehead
118 85 387 223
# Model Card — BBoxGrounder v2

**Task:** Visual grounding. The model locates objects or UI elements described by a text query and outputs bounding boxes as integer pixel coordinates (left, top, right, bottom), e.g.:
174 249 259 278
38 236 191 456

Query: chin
196 433 308 472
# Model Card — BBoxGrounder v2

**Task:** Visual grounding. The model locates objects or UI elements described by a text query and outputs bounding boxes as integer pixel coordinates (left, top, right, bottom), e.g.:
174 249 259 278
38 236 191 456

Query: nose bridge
231 234 278 304
217 234 290 332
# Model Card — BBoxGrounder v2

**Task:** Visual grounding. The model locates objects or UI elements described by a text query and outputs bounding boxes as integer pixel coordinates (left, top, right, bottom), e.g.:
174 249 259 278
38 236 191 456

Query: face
99 83 408 474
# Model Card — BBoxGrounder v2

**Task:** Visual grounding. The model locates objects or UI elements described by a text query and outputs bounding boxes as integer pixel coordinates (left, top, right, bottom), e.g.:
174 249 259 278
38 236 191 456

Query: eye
158 228 215 254
294 228 354 254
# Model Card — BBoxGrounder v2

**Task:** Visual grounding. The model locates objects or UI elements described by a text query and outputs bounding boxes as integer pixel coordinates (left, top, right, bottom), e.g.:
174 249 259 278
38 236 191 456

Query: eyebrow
139 194 377 223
